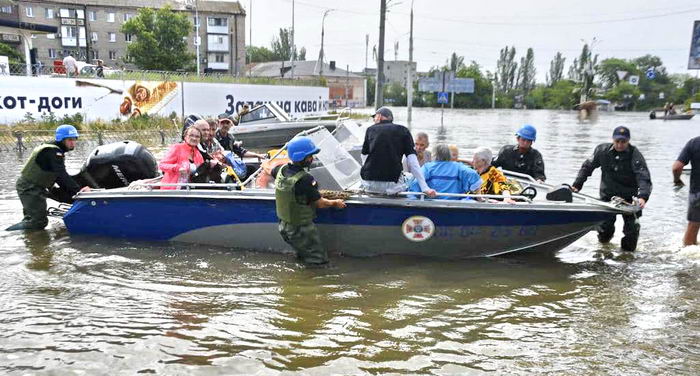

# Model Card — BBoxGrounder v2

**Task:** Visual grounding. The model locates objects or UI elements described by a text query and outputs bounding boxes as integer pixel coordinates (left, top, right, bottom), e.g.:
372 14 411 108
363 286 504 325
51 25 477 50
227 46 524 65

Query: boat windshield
240 105 277 124
333 119 366 147
307 128 361 190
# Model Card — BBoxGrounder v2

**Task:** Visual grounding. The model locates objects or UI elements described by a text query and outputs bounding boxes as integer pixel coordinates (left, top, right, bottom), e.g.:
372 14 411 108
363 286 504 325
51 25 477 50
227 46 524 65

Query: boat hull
63 190 617 258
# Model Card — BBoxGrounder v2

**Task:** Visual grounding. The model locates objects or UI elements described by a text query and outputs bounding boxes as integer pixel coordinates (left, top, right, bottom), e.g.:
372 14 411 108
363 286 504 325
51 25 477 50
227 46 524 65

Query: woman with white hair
407 144 482 200
471 147 520 204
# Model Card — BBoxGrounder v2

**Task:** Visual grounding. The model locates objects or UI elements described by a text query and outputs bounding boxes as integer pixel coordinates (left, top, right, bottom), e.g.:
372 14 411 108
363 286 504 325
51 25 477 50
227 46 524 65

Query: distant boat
649 109 695 120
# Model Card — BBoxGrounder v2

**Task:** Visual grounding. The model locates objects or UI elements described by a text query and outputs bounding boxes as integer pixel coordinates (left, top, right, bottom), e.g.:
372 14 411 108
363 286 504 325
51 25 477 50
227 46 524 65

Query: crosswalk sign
437 91 449 104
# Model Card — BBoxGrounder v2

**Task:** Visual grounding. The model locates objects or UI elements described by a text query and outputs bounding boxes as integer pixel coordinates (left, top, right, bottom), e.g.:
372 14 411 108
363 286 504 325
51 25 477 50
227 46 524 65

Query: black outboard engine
79 140 158 189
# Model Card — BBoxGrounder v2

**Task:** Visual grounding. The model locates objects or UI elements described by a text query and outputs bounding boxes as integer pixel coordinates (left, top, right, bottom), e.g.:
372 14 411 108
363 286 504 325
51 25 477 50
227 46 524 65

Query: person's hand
570 185 579 193
637 198 646 209
424 189 437 198
504 197 516 205
674 179 685 187
536 179 545 184
79 186 91 193
209 160 219 168
334 200 347 209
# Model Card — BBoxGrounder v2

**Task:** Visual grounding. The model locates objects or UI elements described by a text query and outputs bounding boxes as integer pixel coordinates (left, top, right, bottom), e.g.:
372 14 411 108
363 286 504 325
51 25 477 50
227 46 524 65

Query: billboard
0 76 329 124
689 20 700 70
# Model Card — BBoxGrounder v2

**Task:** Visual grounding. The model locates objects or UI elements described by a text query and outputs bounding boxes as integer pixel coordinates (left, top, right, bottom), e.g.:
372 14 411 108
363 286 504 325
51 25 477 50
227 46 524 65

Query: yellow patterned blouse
479 166 521 195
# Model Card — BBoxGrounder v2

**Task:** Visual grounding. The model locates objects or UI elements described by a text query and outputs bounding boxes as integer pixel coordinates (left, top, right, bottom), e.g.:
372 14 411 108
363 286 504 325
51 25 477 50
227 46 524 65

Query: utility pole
346 64 349 107
407 1 414 125
318 9 332 77
491 78 496 109
375 0 386 109
290 0 295 79
365 34 369 72
195 0 200 76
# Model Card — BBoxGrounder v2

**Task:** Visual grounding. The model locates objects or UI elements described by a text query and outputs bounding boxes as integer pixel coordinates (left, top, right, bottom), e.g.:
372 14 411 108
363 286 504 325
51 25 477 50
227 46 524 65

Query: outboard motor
77 140 158 189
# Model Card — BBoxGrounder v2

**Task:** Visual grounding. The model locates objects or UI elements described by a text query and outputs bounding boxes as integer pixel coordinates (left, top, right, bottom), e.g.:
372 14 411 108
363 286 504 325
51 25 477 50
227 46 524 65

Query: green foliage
248 28 308 63
605 82 641 104
596 58 638 89
546 52 565 87
366 76 376 106
516 48 536 95
121 6 194 71
0 42 23 64
496 46 517 92
528 80 578 109
454 61 493 108
247 46 276 63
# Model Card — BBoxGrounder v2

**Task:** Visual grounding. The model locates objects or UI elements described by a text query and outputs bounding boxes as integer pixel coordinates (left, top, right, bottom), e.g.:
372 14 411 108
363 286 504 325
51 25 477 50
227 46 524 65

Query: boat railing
397 191 532 202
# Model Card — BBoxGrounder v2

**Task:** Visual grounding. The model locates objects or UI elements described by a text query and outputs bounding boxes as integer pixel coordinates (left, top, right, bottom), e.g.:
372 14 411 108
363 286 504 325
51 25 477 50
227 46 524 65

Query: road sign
628 75 640 86
447 78 475 93
646 67 656 80
437 92 449 104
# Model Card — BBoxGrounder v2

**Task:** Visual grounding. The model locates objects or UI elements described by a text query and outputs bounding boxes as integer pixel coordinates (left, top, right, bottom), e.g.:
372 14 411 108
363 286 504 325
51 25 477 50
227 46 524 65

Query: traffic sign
437 92 449 104
645 67 656 79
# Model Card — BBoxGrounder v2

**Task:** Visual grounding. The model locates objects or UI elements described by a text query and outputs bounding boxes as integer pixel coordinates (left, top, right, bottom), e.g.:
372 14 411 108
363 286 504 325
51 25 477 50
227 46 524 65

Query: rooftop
247 60 363 79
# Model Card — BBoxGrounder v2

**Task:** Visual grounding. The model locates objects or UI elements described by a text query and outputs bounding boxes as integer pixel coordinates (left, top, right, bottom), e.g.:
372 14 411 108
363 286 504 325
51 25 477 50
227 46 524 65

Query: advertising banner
0 76 329 124
690 20 700 70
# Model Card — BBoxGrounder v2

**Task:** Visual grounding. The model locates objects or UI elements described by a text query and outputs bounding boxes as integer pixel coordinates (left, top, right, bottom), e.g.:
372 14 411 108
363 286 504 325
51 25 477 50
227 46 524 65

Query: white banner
0 76 329 124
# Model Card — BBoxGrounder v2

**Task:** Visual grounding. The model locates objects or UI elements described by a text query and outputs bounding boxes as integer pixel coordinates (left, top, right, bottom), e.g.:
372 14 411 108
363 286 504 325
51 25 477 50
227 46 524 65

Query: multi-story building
383 60 417 87
10 0 246 74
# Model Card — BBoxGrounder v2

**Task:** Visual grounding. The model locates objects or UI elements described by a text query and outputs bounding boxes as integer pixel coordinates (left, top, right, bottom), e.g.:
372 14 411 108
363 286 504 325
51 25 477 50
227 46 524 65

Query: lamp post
186 0 201 76
318 9 332 77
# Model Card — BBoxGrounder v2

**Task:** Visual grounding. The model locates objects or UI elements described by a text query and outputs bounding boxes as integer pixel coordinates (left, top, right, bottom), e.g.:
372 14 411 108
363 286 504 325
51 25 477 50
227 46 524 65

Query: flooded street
1 108 699 375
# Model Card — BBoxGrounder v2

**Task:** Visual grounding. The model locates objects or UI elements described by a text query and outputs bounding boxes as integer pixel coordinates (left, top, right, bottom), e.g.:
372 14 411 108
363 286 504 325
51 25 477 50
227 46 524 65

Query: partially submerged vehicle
230 102 341 149
59 124 639 259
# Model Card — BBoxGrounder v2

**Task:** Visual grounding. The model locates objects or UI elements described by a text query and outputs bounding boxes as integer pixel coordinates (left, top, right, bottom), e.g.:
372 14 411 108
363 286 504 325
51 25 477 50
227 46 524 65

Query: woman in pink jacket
158 127 205 189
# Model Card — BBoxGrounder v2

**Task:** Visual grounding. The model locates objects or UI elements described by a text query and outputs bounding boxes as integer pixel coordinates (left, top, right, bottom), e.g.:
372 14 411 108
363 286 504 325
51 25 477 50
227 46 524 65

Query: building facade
383 60 417 87
10 0 245 74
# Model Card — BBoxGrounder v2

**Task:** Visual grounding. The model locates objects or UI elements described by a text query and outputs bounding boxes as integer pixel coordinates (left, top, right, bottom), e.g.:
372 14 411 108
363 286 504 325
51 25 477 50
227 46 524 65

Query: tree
495 46 517 93
516 48 536 95
247 46 276 63
448 52 465 72
297 47 306 61
546 52 565 87
596 58 637 89
271 28 293 61
121 6 193 71
0 42 24 64
455 61 493 108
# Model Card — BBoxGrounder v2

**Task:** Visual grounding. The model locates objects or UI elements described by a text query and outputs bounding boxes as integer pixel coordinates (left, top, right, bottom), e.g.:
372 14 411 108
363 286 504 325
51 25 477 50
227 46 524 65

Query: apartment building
11 0 245 74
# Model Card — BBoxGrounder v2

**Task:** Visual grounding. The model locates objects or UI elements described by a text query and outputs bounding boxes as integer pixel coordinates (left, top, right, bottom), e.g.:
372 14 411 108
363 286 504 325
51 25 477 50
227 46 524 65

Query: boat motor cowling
77 141 159 189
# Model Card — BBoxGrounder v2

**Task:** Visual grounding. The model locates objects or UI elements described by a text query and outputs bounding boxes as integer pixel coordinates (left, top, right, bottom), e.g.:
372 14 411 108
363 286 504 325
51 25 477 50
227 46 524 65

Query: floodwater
1 108 699 375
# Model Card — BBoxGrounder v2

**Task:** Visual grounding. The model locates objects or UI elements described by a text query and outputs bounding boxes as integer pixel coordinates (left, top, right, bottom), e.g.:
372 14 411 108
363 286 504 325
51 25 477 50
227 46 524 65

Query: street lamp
318 9 333 76
186 0 201 76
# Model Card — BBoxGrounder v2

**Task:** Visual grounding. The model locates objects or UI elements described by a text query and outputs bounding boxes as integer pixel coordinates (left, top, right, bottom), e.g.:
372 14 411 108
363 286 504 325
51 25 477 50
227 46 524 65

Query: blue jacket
408 161 482 200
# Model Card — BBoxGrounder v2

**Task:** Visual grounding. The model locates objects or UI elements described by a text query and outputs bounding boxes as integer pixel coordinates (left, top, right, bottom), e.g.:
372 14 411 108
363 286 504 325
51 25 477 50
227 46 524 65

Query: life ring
402 216 435 242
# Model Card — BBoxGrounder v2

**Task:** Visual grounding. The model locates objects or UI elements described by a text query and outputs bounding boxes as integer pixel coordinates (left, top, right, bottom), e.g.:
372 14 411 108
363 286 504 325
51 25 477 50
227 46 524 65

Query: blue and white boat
62 126 639 258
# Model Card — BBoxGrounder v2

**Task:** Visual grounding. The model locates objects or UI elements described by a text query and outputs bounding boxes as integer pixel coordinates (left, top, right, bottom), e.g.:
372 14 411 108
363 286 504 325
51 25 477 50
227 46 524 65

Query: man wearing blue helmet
7 124 91 231
273 137 346 267
493 124 546 182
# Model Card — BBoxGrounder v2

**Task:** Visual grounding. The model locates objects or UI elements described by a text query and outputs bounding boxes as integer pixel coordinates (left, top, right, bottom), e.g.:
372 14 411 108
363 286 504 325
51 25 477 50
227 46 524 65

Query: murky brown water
1 109 699 375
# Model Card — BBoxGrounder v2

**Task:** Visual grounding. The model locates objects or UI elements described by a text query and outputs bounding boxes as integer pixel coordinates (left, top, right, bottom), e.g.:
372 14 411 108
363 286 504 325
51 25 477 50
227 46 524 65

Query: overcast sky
242 0 700 81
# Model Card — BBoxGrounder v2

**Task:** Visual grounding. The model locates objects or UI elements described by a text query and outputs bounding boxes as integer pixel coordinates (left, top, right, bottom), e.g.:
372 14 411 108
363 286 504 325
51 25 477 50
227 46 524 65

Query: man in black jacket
572 126 652 251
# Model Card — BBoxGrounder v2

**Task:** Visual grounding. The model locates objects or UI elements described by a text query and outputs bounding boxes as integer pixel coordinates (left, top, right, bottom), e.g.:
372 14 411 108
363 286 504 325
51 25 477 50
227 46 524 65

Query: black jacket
492 145 546 181
573 143 652 201
35 141 81 195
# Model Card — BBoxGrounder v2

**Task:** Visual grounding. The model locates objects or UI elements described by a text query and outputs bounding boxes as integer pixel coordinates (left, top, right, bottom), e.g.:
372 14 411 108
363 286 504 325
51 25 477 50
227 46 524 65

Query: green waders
7 144 61 231
275 165 327 266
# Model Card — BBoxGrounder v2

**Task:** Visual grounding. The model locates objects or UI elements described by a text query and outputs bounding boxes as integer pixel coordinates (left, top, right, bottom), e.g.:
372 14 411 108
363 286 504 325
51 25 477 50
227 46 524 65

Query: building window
125 33 132 42
124 13 132 22
45 8 54 19
47 33 55 39
0 6 11 14
65 27 77 38
109 50 117 60
88 11 96 21
59 8 69 18
215 54 225 63
91 32 98 41
48 49 56 59
207 17 227 27
107 12 115 22
76 9 84 19
90 50 99 60
109 32 116 42
25 6 33 17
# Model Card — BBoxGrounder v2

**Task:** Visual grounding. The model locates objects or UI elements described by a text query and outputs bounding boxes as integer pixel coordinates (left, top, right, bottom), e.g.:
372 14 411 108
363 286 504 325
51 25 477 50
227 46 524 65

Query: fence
0 128 181 153
2 63 326 87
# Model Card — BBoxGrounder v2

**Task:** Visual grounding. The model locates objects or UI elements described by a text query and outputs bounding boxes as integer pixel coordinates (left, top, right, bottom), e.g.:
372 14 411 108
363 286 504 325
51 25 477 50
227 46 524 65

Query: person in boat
360 106 436 197
403 132 432 171
672 136 700 246
471 147 520 204
189 119 226 183
158 127 206 190
7 124 91 231
492 124 546 182
407 144 481 200
273 137 347 267
572 126 652 252
215 117 235 151
213 117 266 181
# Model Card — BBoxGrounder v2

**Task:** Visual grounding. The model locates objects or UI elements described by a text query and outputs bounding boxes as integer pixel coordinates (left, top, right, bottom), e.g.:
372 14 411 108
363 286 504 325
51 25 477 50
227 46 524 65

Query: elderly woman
471 147 520 204
158 127 205 190
408 144 481 200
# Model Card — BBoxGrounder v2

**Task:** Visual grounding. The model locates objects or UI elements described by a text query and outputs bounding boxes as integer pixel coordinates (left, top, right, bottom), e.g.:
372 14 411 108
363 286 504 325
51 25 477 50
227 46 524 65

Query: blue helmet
55 124 79 142
287 137 320 162
515 124 537 141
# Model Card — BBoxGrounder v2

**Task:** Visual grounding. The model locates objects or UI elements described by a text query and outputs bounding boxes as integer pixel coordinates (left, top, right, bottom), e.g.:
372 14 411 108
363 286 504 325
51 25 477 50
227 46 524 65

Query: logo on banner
402 216 435 242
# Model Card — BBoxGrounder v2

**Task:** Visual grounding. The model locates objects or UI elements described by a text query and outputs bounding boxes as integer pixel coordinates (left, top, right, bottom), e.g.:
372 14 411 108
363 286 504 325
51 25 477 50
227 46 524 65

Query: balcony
207 62 229 70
